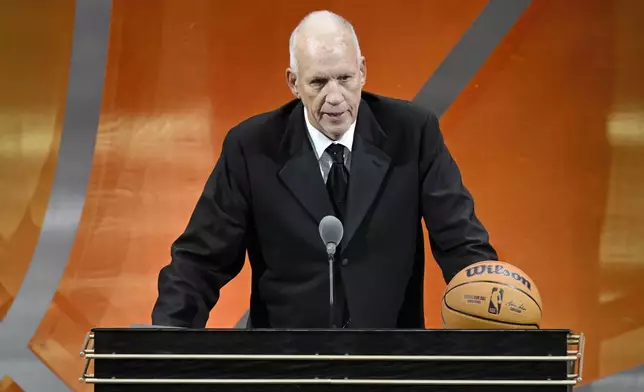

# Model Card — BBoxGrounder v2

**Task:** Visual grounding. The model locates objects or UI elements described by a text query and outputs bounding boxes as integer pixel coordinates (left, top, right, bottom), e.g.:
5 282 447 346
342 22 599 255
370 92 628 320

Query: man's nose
325 82 343 105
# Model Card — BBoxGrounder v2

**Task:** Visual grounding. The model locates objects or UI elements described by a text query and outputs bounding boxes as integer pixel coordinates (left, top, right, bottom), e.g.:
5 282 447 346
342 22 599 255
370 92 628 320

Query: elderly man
152 10 497 329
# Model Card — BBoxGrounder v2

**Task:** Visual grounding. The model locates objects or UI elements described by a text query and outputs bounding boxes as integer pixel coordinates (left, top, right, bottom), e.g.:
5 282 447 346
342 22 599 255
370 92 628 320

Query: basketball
441 261 542 329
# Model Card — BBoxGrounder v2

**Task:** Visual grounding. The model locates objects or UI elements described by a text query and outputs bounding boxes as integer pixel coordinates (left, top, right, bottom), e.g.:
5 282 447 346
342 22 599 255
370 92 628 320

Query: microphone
319 215 343 256
318 215 343 328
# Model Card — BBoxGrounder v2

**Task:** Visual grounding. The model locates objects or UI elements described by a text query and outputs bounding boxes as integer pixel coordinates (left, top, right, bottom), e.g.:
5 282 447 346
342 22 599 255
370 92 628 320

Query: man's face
287 38 366 140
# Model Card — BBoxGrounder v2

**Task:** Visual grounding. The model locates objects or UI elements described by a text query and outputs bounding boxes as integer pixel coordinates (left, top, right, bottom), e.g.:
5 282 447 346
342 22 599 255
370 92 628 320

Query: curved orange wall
0 0 73 322
1 0 643 390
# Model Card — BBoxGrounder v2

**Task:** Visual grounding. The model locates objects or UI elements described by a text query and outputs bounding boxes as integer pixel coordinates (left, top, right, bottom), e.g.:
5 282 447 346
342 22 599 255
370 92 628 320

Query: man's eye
338 75 350 81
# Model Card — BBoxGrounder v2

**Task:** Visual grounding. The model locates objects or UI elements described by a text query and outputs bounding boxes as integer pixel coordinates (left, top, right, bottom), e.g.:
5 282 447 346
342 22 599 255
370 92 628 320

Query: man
151 10 497 329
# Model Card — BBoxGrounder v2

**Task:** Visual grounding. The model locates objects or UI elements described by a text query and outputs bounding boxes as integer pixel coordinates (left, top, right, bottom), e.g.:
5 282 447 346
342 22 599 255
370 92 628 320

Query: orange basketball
441 260 543 329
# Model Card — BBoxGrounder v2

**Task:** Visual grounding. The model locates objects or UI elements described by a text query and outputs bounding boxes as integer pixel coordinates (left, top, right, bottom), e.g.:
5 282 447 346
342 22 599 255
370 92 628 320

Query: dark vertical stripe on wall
0 1 112 390
412 0 533 117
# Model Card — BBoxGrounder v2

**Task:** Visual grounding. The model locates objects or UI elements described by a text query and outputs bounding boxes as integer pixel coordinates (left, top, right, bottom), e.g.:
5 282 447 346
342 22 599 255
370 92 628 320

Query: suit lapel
341 102 391 250
277 99 392 247
278 102 335 225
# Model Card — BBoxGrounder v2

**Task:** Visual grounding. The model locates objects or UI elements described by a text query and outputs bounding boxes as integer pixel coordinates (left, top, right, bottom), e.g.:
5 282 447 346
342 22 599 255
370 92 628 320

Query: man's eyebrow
308 75 328 81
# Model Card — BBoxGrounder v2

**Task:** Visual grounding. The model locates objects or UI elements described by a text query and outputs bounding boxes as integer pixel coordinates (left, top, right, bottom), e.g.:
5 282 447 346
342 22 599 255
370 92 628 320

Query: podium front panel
82 328 580 392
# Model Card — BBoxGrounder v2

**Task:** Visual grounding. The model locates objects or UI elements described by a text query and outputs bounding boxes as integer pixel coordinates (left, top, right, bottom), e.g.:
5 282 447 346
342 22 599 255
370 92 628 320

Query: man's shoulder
361 91 436 126
224 98 300 145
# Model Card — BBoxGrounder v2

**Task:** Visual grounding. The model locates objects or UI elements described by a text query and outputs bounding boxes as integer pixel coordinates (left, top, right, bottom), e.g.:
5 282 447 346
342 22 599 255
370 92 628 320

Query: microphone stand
326 242 337 328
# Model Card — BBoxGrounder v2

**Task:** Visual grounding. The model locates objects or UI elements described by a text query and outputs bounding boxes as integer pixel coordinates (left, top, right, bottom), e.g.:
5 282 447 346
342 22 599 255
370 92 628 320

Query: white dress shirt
303 106 356 183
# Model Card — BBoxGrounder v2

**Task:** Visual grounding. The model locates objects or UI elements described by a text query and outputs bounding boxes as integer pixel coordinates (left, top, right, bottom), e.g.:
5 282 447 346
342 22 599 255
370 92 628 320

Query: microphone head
319 215 343 246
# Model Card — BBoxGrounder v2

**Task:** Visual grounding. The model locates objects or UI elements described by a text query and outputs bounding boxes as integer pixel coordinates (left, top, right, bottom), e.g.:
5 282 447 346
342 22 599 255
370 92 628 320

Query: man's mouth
323 111 345 118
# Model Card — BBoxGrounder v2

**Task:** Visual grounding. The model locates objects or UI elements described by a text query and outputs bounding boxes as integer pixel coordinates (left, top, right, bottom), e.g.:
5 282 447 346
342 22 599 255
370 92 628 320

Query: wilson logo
466 264 532 290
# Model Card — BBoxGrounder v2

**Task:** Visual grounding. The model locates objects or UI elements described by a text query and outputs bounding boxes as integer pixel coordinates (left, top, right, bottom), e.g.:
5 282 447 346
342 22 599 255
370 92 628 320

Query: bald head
289 10 361 72
285 10 366 141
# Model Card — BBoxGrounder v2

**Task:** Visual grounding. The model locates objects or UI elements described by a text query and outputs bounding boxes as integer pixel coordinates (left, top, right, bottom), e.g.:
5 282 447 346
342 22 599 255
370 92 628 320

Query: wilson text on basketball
465 264 532 290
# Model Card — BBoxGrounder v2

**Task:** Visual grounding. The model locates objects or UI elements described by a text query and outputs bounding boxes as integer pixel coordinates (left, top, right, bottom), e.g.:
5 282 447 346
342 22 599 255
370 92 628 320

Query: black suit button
341 258 349 266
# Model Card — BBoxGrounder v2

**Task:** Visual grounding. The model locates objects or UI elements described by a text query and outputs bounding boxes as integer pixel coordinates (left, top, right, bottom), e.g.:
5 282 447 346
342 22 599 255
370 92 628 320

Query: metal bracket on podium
79 330 95 383
79 330 586 387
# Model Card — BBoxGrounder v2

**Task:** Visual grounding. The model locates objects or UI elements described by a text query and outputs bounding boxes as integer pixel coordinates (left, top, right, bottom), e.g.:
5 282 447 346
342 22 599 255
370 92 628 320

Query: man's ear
359 57 367 87
286 68 299 98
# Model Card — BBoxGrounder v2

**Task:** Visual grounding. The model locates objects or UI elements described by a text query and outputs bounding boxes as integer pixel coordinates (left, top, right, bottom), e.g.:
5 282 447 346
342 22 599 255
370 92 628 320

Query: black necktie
325 143 349 220
324 143 351 328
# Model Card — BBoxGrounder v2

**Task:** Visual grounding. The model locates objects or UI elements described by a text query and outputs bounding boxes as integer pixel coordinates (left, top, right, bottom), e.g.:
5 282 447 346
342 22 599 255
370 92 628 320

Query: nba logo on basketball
488 287 504 315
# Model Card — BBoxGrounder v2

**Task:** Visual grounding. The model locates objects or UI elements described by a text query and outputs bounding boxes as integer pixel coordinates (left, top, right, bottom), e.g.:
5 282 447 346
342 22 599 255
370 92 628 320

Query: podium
79 328 585 391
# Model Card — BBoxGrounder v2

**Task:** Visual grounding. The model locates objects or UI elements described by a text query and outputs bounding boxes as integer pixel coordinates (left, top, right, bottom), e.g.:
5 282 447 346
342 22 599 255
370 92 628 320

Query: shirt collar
304 106 356 160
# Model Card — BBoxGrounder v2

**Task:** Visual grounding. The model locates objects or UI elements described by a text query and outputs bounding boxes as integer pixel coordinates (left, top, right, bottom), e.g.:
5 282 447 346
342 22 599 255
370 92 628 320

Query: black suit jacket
151 91 498 329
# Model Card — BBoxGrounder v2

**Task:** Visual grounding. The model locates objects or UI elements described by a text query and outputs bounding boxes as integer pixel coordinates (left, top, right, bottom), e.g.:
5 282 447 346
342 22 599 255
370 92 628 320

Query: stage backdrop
1 0 643 391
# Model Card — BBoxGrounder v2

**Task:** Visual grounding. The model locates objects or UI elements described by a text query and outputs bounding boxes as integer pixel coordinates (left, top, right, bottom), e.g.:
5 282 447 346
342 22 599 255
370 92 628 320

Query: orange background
0 377 23 392
2 0 644 390
0 0 74 321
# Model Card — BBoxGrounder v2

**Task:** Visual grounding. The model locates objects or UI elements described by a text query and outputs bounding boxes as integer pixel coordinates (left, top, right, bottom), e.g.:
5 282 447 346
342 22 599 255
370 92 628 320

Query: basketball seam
443 279 543 314
442 298 540 329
